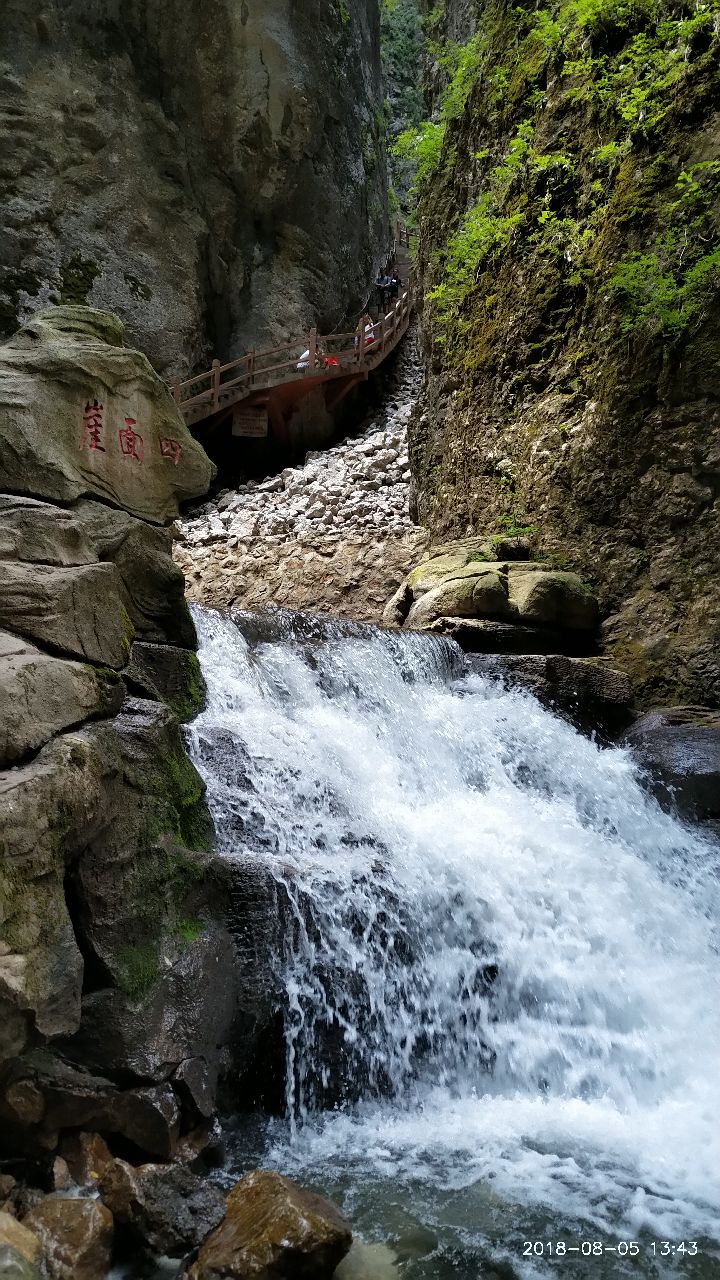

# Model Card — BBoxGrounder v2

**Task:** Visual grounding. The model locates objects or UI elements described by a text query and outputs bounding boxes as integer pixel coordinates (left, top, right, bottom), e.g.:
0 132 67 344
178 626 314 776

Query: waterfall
187 606 720 1268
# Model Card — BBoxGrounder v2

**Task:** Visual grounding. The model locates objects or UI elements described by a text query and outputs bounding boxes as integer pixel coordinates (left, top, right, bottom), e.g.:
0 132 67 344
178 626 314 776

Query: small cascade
187 605 720 1270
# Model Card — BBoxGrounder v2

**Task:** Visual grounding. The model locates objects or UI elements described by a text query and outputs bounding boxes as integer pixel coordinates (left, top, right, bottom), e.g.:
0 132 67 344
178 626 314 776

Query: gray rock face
0 561 132 667
0 308 214 523
624 707 720 819
0 3 388 377
0 309 243 1165
0 631 124 766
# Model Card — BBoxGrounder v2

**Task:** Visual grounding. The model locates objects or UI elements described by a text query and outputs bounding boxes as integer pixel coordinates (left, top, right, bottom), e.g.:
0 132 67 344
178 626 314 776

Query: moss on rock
411 0 720 704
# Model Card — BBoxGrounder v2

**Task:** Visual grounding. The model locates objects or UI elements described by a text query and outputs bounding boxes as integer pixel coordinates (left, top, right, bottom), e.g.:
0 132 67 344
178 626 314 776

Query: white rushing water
188 606 720 1277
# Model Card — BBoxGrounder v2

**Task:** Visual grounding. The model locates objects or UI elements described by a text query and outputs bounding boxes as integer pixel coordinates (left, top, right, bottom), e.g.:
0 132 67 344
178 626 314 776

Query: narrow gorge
0 2 718 1279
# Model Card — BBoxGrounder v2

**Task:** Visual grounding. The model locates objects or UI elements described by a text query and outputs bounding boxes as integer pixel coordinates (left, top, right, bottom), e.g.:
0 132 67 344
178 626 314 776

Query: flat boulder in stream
187 1169 352 1280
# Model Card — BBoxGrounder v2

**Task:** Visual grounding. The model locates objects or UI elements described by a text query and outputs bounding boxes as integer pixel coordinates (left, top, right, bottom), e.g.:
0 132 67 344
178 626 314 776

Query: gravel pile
179 339 422 548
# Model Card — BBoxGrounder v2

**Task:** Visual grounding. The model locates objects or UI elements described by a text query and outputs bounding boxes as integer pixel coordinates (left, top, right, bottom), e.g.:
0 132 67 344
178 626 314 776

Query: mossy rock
125 642 206 723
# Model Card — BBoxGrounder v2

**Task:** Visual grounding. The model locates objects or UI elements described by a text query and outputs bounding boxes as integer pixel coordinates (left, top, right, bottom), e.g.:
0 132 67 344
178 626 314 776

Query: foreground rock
0 308 213 523
99 1158 225 1257
187 1170 352 1280
0 631 123 767
23 1199 112 1280
0 1215 40 1277
624 708 720 820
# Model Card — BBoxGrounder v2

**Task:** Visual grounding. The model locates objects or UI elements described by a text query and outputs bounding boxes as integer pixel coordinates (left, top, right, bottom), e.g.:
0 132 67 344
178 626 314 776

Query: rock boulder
0 308 214 525
98 1158 225 1256
624 707 720 819
187 1170 352 1280
22 1198 112 1280
0 631 123 767
0 1216 40 1271
387 543 599 648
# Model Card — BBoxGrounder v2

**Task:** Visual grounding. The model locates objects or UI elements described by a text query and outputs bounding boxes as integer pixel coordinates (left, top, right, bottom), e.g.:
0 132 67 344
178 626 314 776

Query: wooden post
378 316 385 352
308 326 317 370
211 359 221 409
356 319 365 363
248 347 256 386
171 377 181 404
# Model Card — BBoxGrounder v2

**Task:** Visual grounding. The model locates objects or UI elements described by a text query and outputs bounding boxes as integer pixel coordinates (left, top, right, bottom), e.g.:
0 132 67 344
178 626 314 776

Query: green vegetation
494 517 538 540
609 162 720 337
422 3 446 34
392 121 445 198
334 0 350 26
381 0 424 209
118 942 160 1002
414 0 720 348
176 917 204 944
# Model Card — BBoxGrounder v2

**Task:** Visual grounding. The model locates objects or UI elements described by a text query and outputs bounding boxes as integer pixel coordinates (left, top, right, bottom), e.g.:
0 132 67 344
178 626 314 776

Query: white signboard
232 406 268 438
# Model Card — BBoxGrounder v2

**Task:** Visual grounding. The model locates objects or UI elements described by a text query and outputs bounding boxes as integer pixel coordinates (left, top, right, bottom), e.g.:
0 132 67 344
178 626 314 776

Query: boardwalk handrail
171 286 413 425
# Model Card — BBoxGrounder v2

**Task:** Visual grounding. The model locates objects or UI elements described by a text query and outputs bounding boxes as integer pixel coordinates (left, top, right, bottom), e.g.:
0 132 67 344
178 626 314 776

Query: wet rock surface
22 1198 112 1280
98 1158 225 1257
464 654 634 738
175 336 429 623
186 1170 352 1280
0 1249 39 1280
0 1216 40 1272
624 707 720 819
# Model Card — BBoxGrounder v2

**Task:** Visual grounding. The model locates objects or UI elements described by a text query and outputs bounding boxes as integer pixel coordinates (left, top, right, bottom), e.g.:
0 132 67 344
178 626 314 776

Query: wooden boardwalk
172 286 413 438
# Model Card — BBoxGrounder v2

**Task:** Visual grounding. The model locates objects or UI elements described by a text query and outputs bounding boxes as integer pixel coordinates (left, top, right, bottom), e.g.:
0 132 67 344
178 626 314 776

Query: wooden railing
172 287 413 425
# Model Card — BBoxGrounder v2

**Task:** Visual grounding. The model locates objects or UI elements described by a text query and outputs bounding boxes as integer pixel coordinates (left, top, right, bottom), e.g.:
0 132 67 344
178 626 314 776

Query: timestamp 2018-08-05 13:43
523 1241 701 1259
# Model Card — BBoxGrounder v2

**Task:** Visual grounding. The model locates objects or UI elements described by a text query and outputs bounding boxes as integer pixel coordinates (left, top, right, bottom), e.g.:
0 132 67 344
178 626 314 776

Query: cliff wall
1 0 388 378
0 307 254 1165
412 0 720 706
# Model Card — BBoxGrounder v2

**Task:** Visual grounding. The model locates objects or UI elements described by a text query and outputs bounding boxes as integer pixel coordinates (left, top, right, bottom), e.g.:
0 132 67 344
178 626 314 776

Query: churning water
187 606 720 1278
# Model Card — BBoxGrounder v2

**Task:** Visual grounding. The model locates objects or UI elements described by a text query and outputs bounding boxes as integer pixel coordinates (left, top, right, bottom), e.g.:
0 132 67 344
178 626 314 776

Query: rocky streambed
174 333 428 622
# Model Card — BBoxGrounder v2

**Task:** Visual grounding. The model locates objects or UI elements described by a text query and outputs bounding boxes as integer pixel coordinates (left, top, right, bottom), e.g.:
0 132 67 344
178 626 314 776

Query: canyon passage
1 0 720 1276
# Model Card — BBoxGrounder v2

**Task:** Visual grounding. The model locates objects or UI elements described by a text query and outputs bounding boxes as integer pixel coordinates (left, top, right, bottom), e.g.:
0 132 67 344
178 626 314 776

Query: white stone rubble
179 337 422 549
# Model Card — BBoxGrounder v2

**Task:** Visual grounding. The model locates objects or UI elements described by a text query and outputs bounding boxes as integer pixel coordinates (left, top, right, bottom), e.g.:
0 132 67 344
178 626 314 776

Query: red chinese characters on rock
159 438 183 466
118 417 144 464
80 400 105 452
